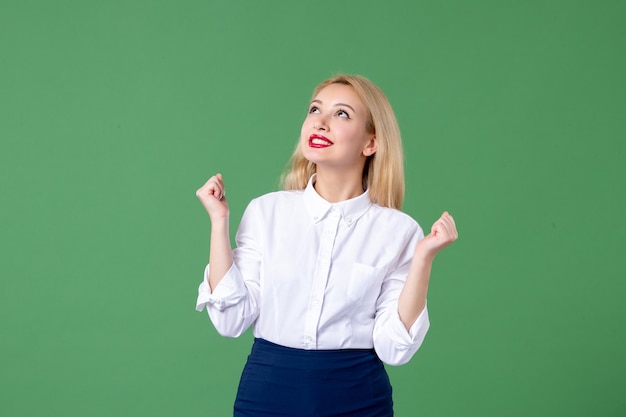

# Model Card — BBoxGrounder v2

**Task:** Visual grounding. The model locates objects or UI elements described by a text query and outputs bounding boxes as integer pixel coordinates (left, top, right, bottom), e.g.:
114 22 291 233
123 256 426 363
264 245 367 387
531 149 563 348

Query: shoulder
367 203 423 236
251 189 303 205
245 189 304 213
239 190 304 230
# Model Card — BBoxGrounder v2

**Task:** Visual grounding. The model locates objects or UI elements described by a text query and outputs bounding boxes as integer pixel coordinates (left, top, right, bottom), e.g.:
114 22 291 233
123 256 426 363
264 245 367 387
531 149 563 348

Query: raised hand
196 173 229 221
415 211 458 260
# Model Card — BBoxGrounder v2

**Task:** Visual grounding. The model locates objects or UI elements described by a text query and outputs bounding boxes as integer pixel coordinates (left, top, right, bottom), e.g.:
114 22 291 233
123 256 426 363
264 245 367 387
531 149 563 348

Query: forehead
313 83 366 111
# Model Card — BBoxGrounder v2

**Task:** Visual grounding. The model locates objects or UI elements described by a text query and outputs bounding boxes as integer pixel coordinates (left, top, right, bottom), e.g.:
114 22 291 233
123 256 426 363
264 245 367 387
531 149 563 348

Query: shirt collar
303 174 372 225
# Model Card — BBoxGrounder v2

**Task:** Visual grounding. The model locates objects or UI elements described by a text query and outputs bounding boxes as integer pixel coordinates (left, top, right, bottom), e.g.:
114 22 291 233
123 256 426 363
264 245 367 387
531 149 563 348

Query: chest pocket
347 263 385 306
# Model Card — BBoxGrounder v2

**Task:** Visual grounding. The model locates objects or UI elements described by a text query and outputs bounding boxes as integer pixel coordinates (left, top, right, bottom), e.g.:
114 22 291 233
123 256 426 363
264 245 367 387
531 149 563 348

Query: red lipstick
309 134 334 148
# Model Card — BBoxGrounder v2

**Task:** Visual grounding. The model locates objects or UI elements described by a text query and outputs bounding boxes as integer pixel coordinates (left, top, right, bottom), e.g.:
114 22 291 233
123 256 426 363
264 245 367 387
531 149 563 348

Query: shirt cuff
195 263 247 312
387 305 430 349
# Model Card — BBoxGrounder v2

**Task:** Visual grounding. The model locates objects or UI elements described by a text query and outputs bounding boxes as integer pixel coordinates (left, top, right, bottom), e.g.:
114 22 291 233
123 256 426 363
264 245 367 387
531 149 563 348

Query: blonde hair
280 74 405 209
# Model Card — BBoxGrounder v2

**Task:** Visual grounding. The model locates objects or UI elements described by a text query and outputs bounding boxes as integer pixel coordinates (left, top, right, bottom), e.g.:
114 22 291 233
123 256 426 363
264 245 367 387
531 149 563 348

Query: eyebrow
311 99 356 113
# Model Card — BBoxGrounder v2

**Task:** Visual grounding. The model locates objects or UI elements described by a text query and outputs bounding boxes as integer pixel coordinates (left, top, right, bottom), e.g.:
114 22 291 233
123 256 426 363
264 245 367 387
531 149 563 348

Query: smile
309 134 334 148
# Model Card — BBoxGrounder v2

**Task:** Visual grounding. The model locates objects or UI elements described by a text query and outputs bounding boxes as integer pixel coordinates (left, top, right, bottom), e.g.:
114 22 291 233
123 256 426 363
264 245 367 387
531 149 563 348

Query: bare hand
196 173 229 220
415 211 458 260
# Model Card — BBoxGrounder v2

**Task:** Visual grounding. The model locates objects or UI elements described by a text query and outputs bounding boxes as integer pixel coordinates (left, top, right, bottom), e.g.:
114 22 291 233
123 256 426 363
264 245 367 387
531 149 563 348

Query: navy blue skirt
233 338 393 417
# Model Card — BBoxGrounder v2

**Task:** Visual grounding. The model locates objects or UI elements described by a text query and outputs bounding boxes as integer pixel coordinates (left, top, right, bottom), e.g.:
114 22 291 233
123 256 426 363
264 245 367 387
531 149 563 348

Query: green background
1 0 625 416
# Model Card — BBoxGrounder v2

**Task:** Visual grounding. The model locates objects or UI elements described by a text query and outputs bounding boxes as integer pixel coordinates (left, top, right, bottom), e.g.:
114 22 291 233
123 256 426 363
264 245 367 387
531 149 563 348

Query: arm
398 211 458 330
373 212 458 365
195 174 261 337
196 173 232 290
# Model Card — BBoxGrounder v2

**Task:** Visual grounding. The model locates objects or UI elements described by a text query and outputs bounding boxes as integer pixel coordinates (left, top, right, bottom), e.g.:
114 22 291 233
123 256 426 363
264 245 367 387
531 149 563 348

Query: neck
313 169 365 203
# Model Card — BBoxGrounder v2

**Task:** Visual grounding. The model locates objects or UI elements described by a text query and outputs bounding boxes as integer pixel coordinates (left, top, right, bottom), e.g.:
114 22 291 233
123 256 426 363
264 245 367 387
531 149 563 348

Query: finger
438 212 457 233
443 212 456 227
209 180 224 200
440 211 454 224
203 178 220 198
430 220 446 238
441 212 458 239
214 174 226 199
438 219 458 242
437 217 454 235
196 176 224 201
431 217 456 241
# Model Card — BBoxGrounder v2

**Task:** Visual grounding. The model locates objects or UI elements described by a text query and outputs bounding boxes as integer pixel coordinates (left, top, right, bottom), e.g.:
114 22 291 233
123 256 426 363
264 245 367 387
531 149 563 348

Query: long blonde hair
280 74 405 209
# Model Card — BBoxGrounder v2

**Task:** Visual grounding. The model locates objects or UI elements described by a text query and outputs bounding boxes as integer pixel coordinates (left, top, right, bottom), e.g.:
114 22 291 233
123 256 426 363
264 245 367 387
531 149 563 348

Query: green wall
1 0 625 416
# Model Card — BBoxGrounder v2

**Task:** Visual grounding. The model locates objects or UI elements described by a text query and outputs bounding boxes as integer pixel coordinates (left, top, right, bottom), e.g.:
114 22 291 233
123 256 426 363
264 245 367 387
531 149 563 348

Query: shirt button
313 216 319 221
346 218 352 223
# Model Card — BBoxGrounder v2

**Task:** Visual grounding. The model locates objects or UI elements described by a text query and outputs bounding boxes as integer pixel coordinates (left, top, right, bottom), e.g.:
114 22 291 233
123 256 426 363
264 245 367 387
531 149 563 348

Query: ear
362 135 377 157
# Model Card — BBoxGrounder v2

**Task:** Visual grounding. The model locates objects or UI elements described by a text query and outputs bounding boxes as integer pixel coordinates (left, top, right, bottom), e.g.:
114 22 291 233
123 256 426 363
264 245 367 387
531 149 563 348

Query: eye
309 106 320 114
337 109 351 119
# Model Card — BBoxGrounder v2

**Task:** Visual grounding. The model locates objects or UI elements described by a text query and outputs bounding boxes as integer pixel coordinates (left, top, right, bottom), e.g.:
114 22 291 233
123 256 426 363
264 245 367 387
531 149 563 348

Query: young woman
196 74 458 416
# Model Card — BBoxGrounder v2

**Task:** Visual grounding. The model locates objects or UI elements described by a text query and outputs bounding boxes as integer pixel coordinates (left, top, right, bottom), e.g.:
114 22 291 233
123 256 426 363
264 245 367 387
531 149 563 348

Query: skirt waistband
249 338 378 370
253 337 375 355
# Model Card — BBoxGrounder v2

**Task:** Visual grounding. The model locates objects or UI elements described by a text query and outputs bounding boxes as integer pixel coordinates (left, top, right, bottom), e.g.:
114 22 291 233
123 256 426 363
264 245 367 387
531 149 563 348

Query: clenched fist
415 211 458 260
196 173 229 221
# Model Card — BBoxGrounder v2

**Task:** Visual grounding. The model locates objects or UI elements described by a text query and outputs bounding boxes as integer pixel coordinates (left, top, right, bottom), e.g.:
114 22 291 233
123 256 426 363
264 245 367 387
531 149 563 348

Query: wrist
210 215 229 229
413 248 436 264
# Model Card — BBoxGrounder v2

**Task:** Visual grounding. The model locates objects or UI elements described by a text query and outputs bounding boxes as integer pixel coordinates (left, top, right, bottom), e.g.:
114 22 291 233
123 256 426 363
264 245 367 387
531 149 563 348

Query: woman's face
300 83 376 172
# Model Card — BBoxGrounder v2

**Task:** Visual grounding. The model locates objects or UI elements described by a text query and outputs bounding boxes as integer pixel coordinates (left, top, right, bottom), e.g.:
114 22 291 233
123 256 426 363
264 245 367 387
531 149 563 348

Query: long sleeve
196 200 262 338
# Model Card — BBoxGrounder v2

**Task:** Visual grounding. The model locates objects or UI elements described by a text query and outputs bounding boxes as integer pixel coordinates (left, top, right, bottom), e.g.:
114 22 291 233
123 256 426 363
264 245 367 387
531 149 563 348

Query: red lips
309 134 334 148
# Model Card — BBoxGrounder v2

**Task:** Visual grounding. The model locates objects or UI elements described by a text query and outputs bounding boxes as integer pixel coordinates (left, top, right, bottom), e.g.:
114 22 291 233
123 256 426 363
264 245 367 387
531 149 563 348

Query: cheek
300 118 310 136
299 123 311 148
350 127 371 144
334 125 356 142
300 117 317 141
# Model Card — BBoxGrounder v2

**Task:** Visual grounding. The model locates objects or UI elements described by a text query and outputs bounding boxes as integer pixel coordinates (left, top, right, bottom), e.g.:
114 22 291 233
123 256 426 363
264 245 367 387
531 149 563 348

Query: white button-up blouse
196 176 430 365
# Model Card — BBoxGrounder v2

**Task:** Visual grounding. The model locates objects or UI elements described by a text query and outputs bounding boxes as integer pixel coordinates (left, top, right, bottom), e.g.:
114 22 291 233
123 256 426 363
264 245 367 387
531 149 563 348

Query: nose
314 115 329 131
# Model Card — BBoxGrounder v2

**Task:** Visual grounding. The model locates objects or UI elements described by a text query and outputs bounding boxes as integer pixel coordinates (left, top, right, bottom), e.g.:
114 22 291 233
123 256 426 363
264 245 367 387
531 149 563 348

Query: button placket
302 208 341 348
